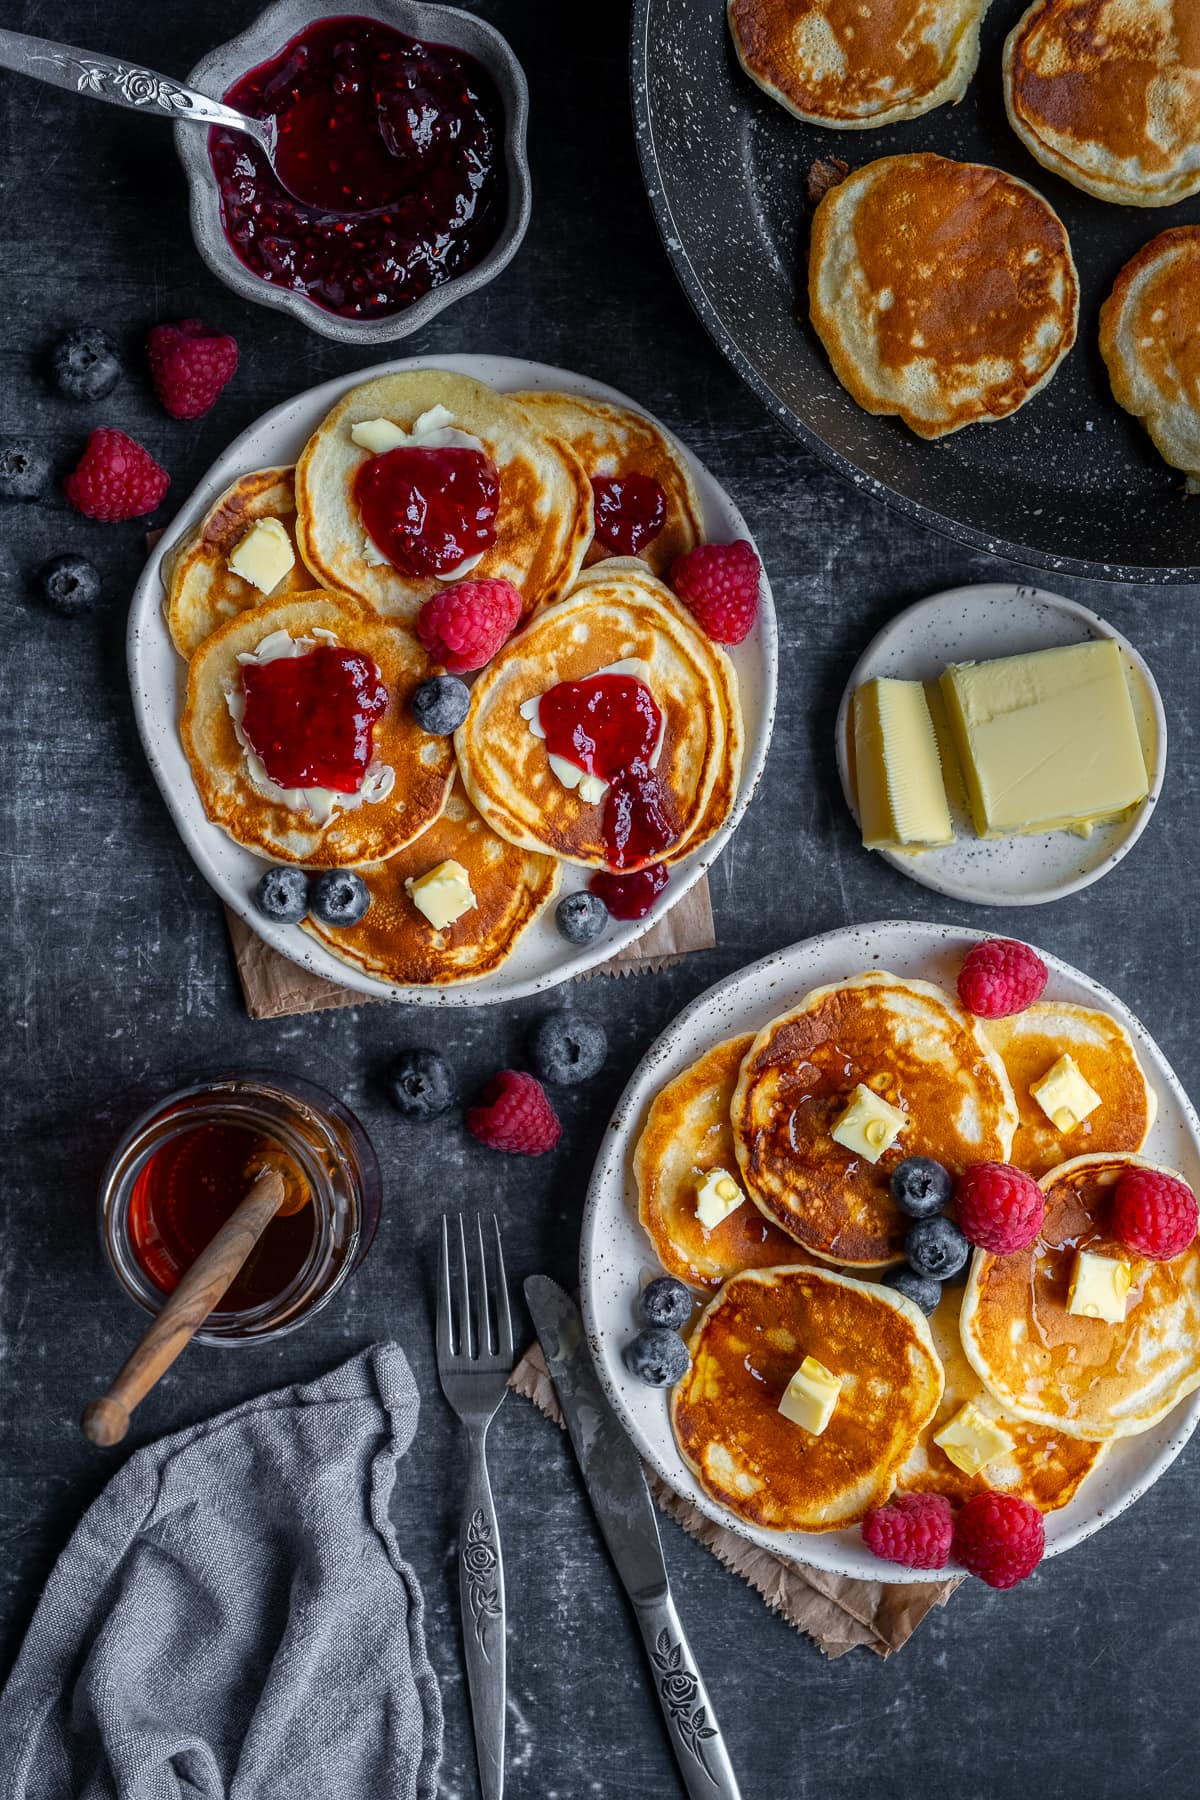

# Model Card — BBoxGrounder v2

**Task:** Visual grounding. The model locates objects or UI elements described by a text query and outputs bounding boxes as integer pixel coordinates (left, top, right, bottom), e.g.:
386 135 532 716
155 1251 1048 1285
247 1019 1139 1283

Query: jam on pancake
538 672 681 871
240 645 388 792
591 474 667 557
355 444 501 576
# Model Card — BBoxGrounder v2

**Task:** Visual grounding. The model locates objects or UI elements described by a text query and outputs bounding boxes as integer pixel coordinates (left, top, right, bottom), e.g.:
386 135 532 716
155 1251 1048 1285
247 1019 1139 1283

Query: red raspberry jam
355 445 501 577
538 673 680 870
240 645 388 792
208 16 507 320
589 862 669 919
591 474 667 557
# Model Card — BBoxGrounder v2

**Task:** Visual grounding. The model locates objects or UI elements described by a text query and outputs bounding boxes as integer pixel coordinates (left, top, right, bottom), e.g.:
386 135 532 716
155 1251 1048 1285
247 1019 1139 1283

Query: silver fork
436 1214 514 1800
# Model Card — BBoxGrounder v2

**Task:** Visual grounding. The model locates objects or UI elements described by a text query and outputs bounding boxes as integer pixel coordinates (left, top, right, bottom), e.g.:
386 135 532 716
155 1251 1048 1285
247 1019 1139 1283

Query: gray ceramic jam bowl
175 0 531 344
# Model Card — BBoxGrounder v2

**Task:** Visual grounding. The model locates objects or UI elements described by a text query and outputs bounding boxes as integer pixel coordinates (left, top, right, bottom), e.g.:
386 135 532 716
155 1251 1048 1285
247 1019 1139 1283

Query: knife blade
525 1276 742 1800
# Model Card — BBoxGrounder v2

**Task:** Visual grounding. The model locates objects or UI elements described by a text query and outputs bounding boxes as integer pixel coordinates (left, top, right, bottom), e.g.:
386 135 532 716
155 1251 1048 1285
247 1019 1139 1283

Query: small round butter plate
834 585 1166 908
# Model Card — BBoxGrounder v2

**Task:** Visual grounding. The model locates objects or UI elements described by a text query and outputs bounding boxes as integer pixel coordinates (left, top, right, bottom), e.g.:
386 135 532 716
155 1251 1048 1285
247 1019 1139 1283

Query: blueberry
387 1048 455 1120
309 869 371 926
555 890 608 946
530 1011 607 1086
623 1327 690 1387
882 1266 942 1317
890 1156 953 1219
411 673 470 735
50 327 123 402
253 866 309 924
639 1276 693 1331
905 1215 970 1281
0 437 51 500
36 553 101 616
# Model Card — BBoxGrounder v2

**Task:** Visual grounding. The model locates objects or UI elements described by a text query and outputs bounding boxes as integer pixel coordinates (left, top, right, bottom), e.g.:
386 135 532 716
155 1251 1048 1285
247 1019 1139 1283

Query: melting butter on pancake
731 972 1018 1266
985 1002 1157 1179
809 154 1079 438
164 467 311 659
671 1265 943 1532
728 0 991 129
295 369 593 621
1100 226 1200 487
636 1034 810 1289
181 591 454 867
1004 0 1200 208
962 1154 1200 1440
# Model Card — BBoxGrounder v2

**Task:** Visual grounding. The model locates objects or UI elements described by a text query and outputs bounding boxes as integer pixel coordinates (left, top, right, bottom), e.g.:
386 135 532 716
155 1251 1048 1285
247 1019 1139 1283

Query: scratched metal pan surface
631 0 1200 583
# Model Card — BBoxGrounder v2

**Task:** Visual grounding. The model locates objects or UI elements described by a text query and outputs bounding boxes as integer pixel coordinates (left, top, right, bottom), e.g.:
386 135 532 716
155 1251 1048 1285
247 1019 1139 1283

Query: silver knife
525 1276 742 1800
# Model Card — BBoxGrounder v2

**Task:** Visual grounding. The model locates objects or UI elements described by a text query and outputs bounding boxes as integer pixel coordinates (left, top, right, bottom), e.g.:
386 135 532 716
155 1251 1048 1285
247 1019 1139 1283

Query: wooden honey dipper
81 1150 310 1446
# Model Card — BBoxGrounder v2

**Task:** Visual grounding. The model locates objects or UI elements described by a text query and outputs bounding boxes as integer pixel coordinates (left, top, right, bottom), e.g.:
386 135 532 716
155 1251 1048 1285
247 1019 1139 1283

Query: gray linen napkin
0 1345 442 1800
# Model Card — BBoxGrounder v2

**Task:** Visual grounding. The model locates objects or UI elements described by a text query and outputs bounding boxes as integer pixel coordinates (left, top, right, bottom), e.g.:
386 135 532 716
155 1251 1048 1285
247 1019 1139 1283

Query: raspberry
1111 1167 1198 1261
417 577 522 673
670 539 761 645
862 1492 954 1570
466 1070 562 1155
955 1163 1045 1254
148 318 239 420
957 938 1048 1018
954 1491 1044 1589
64 428 169 522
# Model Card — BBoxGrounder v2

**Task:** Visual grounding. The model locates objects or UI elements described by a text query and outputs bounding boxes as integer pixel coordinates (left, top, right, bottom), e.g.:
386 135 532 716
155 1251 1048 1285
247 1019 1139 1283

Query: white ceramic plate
580 921 1200 1584
834 585 1166 908
127 355 777 1005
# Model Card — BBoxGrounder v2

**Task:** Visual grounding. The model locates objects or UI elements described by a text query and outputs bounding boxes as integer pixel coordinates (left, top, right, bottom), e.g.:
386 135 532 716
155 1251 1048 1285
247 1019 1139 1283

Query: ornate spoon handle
0 26 264 138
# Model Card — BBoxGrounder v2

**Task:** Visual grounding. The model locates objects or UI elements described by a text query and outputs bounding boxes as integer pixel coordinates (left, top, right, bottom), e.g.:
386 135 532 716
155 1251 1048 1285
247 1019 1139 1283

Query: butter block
940 641 1149 839
351 417 408 454
694 1169 745 1231
853 678 955 852
778 1356 842 1436
227 517 295 595
934 1402 1014 1477
831 1083 908 1165
404 859 476 930
1030 1054 1102 1133
1067 1250 1131 1324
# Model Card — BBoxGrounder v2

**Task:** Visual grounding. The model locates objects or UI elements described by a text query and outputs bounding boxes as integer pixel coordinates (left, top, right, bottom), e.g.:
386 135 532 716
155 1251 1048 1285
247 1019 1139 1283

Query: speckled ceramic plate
127 354 777 1006
580 921 1200 1584
834 585 1166 907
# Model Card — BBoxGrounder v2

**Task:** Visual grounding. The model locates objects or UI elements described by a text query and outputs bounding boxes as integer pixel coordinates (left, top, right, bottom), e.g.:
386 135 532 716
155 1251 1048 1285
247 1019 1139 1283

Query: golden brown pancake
1100 226 1200 486
635 1035 810 1289
300 779 559 986
1004 1 1200 208
809 154 1079 438
728 0 991 129
164 467 311 658
181 591 454 867
731 973 1018 1266
671 1265 943 1532
962 1154 1200 1439
985 1002 1157 1178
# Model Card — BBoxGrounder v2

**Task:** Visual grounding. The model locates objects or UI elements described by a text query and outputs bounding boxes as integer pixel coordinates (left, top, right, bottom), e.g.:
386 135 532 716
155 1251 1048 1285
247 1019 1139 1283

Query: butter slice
351 417 410 454
853 678 954 852
1030 1054 1102 1133
404 859 477 930
939 641 1149 839
694 1169 745 1231
934 1402 1014 1477
831 1083 908 1165
227 517 295 595
1067 1250 1131 1324
778 1357 841 1436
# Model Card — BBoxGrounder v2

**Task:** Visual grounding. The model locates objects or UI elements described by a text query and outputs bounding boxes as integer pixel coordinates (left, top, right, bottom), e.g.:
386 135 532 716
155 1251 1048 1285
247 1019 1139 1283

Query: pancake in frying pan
1100 226 1200 487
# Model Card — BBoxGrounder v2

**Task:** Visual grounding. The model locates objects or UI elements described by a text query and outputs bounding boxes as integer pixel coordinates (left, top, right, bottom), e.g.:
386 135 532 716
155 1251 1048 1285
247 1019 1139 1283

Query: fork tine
492 1214 514 1363
437 1215 453 1359
474 1214 494 1358
455 1213 474 1359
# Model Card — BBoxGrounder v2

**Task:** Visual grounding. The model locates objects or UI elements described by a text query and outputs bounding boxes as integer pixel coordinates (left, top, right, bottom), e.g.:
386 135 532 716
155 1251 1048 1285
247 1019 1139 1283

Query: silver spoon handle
0 26 254 134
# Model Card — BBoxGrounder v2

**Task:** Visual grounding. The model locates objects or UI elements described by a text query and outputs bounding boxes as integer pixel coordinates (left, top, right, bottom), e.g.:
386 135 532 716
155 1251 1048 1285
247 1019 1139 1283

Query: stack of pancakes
169 369 744 987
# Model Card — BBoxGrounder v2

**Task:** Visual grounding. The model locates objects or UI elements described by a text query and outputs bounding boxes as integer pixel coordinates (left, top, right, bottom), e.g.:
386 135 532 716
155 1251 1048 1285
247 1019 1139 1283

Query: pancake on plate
809 153 1079 438
985 1002 1157 1179
181 591 454 867
1004 0 1200 208
731 972 1018 1266
671 1265 943 1532
455 563 742 871
728 0 991 129
1100 226 1200 487
512 389 702 578
296 369 593 621
301 779 559 987
962 1154 1200 1440
163 467 311 659
635 1034 809 1289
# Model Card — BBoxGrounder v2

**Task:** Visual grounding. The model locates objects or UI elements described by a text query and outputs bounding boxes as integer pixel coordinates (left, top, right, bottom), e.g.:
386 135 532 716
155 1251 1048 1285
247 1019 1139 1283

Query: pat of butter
694 1169 745 1231
1030 1054 1102 1133
933 1402 1014 1477
404 859 477 930
778 1356 841 1436
831 1083 908 1165
227 517 295 595
853 677 954 852
939 641 1149 839
1067 1250 1131 1324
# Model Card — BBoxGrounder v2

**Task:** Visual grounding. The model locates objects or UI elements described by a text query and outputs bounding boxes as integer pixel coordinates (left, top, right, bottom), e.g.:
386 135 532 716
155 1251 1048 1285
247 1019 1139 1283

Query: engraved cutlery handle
459 1424 506 1800
634 1590 742 1799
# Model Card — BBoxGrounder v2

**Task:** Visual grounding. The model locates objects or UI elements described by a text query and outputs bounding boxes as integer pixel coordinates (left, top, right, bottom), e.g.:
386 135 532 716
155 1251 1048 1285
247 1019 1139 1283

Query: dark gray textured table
1 5 1197 1797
